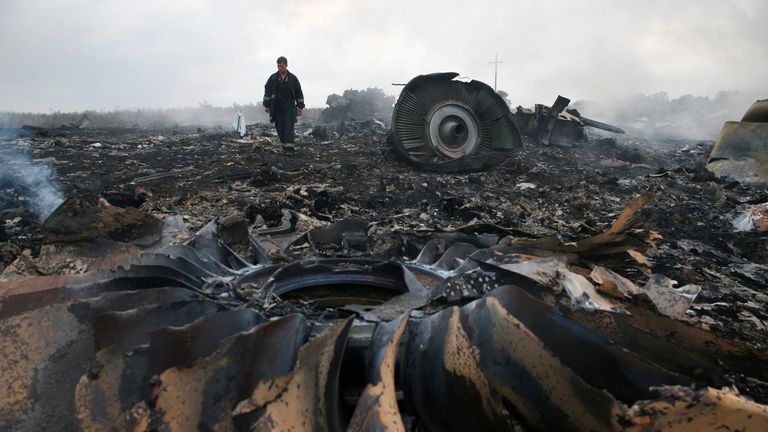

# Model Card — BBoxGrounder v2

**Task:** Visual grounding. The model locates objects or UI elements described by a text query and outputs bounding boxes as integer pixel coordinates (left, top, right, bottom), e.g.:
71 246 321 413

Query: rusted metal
3 197 768 430
621 386 768 431
75 308 263 430
399 283 768 430
0 301 97 430
234 317 352 431
402 293 619 431
348 313 409 431
570 303 768 386
0 285 216 431
138 314 311 431
486 285 691 403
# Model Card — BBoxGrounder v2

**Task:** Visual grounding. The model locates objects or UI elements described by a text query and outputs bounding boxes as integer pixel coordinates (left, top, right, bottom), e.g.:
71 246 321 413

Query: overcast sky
1 0 766 113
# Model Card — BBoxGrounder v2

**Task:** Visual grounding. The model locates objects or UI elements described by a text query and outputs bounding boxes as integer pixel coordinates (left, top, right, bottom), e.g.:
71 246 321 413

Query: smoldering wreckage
1 73 768 432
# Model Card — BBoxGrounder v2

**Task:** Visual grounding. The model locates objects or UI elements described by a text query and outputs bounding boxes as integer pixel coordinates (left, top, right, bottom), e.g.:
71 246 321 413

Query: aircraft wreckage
2 194 768 431
1 75 767 431
708 98 768 185
389 72 624 172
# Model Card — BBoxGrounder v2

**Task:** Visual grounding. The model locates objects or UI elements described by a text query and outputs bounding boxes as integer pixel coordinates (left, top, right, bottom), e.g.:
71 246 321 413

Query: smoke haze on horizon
1 0 766 113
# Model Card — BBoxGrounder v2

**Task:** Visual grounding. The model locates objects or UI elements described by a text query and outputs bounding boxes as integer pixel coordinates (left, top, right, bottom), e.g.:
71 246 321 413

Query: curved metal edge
262 259 409 300
390 72 522 173
347 312 409 431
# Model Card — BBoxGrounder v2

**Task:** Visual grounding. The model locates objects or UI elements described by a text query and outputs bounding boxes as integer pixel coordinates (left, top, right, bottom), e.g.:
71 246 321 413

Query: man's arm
294 75 305 115
263 75 274 113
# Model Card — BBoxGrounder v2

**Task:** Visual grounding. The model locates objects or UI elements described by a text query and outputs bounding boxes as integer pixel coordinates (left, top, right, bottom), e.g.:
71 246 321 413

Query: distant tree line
0 87 399 129
0 103 324 129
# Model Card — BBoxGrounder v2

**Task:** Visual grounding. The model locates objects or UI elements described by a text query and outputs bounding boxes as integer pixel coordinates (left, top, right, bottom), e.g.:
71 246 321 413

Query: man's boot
282 142 296 152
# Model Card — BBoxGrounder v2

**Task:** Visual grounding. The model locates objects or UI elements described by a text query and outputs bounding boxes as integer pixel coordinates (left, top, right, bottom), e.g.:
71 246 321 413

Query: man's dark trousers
274 107 296 143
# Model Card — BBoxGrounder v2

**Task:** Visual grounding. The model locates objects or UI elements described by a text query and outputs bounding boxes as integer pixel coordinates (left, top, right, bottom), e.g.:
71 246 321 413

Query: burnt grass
1 121 768 352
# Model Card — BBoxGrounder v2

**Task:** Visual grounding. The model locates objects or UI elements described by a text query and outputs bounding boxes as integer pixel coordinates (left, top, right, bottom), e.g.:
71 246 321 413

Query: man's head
277 56 287 73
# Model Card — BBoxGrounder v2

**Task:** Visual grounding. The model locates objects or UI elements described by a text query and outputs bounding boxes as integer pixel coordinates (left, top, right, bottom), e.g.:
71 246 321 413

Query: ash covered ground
2 121 766 351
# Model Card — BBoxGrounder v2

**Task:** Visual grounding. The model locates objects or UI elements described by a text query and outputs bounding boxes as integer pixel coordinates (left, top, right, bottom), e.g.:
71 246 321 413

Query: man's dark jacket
263 71 305 123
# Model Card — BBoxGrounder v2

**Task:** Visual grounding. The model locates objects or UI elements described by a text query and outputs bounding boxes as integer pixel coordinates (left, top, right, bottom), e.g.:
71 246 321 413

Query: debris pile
319 87 395 125
2 195 767 430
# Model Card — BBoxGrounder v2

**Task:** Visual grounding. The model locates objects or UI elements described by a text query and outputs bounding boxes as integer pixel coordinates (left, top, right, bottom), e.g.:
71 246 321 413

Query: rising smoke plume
572 90 766 141
0 140 64 222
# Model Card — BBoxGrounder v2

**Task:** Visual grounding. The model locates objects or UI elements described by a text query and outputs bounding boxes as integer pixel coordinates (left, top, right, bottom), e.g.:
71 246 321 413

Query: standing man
263 56 305 151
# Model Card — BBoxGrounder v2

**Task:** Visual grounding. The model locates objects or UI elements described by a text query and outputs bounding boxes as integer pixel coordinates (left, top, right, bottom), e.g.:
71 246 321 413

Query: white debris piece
643 274 701 319
232 111 247 137
499 257 624 313
732 202 768 232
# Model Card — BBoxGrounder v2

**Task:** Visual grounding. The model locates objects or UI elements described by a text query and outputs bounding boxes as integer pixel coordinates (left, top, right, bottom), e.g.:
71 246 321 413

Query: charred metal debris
708 98 768 185
389 73 523 172
2 77 768 430
389 73 624 173
2 191 768 431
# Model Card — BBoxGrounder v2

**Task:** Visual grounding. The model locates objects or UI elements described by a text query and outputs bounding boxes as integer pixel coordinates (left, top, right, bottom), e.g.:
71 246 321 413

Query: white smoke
0 139 65 222
572 90 766 141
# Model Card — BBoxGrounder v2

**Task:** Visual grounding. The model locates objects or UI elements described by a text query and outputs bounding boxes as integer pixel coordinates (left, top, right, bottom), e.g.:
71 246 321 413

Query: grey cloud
1 0 766 112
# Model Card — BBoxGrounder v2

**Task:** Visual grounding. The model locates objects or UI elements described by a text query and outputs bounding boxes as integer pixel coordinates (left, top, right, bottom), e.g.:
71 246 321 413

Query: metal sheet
75 309 264 431
138 314 310 431
348 313 409 432
238 317 353 431
708 121 768 184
